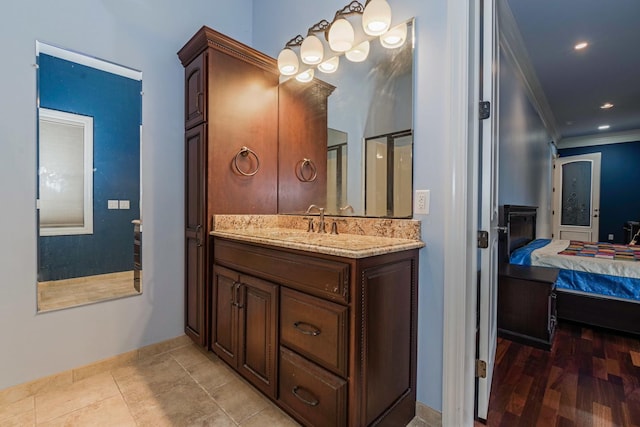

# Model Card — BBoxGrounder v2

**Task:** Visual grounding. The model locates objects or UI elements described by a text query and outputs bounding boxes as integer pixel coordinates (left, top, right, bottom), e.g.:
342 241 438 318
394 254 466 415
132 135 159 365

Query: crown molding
557 128 640 149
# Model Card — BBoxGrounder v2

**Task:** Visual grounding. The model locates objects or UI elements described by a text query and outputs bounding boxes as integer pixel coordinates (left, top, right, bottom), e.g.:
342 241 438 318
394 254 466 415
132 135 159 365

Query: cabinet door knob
293 321 321 336
292 386 319 406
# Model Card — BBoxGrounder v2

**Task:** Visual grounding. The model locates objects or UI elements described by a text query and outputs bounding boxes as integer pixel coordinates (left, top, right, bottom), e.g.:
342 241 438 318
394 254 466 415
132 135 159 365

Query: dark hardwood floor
482 321 640 427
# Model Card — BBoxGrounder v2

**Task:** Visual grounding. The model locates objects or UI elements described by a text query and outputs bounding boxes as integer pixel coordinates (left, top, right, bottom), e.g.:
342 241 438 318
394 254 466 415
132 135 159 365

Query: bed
501 205 640 336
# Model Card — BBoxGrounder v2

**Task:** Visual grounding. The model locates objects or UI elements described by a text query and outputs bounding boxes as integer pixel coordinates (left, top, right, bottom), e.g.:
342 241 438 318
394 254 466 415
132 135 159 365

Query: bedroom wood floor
481 322 640 427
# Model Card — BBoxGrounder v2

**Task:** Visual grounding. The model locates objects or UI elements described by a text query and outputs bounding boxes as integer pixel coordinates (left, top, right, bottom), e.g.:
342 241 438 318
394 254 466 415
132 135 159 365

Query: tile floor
0 341 426 426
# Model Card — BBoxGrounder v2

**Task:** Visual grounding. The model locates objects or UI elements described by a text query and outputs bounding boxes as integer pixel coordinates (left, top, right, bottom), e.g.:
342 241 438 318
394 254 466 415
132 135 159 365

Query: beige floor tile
38 394 136 427
113 354 192 405
187 357 237 392
129 382 230 427
170 344 212 370
240 406 301 427
0 396 34 423
0 372 73 407
1 410 35 427
34 372 120 424
209 378 270 424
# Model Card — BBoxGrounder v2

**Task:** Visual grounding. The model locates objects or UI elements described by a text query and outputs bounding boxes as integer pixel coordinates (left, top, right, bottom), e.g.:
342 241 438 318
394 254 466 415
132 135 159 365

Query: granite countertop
210 227 425 259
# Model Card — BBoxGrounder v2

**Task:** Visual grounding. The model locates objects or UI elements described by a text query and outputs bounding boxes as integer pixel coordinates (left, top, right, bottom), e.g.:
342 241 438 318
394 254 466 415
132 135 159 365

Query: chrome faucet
339 204 355 215
305 204 326 233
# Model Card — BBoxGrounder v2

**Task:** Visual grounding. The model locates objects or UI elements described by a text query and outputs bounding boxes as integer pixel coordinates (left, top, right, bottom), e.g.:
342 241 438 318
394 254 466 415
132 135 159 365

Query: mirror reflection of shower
36 42 143 312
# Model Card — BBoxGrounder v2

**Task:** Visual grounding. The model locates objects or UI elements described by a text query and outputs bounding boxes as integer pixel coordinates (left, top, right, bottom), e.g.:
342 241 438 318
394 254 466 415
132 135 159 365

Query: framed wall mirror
278 18 415 218
36 42 143 312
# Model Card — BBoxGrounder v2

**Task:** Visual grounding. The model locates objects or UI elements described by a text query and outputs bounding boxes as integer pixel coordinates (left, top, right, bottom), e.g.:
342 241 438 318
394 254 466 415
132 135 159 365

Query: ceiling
505 0 640 142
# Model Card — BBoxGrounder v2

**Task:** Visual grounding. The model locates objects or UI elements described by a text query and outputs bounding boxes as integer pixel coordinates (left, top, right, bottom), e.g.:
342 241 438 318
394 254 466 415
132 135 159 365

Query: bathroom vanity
210 219 423 427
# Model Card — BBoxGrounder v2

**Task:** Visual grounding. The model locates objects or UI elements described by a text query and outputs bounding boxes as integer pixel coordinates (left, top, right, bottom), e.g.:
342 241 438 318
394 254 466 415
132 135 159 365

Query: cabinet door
211 265 239 366
185 124 207 345
237 274 279 399
184 51 207 129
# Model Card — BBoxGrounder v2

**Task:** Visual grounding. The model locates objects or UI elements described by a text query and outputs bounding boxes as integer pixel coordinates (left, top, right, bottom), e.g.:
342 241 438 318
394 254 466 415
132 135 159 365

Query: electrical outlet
414 190 430 215
608 234 614 241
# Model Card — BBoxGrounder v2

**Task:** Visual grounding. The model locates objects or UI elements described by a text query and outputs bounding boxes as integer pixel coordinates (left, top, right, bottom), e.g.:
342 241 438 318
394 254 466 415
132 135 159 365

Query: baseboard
416 401 443 427
0 334 191 406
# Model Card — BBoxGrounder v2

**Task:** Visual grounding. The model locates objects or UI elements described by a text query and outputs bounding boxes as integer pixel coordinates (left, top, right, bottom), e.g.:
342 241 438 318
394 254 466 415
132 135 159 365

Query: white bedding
531 239 640 279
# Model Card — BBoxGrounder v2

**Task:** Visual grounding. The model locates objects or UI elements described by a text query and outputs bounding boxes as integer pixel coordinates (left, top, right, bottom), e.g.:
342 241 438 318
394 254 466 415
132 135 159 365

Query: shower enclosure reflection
36 42 143 312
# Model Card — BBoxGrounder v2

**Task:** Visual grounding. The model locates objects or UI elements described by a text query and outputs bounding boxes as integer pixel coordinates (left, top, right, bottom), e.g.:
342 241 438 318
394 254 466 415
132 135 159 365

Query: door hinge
476 359 487 378
479 101 491 120
478 230 489 248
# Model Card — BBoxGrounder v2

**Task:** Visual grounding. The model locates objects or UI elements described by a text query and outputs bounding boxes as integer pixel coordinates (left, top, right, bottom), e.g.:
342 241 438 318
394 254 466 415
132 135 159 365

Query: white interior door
477 0 499 420
553 153 601 241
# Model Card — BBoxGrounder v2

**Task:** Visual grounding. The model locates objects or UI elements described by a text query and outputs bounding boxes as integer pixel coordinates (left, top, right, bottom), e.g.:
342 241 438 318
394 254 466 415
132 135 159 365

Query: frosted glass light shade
380 22 407 48
328 18 355 52
362 0 391 36
318 56 340 73
300 35 324 65
277 48 299 75
345 41 370 62
295 68 314 83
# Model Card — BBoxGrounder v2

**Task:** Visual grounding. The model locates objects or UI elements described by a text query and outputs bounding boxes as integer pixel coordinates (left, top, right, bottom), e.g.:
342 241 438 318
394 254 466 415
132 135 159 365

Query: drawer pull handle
292 386 319 406
293 321 321 336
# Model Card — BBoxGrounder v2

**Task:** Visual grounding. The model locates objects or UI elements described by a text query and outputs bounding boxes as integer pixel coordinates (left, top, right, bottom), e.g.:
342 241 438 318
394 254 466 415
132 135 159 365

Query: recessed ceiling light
598 125 610 130
600 102 614 109
574 41 589 50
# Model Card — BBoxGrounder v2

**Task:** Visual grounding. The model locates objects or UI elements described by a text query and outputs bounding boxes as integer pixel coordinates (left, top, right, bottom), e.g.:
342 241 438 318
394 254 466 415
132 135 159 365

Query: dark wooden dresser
498 263 559 350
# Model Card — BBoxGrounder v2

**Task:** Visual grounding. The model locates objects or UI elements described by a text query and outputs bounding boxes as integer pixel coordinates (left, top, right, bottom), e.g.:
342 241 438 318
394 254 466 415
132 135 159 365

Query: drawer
281 288 348 377
214 238 350 303
278 347 347 427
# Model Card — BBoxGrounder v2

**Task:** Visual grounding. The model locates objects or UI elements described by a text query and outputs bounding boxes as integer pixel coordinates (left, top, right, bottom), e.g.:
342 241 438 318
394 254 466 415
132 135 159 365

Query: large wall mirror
36 42 143 312
279 18 414 218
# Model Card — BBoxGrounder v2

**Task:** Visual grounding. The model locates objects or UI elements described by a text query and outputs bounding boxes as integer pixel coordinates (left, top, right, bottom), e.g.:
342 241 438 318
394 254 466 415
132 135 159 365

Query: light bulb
300 34 324 65
295 69 314 83
328 18 355 52
362 0 391 36
277 48 299 76
318 56 340 73
380 22 407 48
345 40 370 62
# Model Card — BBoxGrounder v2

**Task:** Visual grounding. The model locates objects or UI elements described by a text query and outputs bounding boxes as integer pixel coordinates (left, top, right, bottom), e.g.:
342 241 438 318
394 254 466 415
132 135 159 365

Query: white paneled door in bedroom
553 152 601 241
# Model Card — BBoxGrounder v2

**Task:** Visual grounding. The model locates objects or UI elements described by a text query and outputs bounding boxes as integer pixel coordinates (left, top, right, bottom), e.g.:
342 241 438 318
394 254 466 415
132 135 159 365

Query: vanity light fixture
346 40 370 62
362 0 392 36
318 56 340 73
296 68 315 83
598 124 610 130
380 22 407 48
328 1 365 52
300 20 331 65
278 0 404 79
600 102 614 109
277 35 303 76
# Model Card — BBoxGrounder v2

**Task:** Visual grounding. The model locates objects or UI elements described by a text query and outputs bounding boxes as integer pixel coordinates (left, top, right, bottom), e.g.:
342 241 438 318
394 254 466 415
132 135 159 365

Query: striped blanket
558 240 640 262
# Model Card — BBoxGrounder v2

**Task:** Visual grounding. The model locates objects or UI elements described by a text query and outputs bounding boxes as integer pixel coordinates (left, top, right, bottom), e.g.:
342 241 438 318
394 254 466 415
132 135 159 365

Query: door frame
442 0 483 426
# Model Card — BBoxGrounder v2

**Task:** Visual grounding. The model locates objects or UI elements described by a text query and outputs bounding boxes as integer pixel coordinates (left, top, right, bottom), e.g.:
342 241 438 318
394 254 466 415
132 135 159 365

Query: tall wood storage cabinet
178 27 279 346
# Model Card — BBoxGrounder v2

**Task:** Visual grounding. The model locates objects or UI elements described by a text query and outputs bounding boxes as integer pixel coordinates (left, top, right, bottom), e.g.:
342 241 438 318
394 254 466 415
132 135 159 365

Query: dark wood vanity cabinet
179 27 280 346
211 265 278 398
212 237 419 427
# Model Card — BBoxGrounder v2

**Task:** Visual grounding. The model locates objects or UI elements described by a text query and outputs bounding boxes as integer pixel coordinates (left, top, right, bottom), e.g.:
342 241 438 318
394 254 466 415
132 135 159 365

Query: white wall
498 50 554 236
0 0 253 390
253 0 449 411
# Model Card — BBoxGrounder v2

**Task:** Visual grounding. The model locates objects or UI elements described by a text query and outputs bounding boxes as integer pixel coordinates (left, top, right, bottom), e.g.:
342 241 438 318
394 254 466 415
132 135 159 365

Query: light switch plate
108 200 119 209
119 200 130 210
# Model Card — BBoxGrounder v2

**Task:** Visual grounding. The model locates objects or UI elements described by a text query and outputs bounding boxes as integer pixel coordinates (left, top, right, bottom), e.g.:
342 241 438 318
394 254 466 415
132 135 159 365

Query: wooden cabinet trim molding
178 26 277 74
